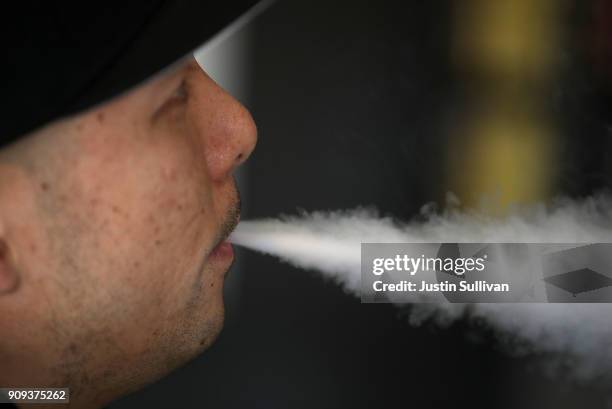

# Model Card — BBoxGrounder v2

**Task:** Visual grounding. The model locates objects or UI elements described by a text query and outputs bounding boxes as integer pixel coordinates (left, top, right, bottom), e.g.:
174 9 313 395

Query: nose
187 61 257 182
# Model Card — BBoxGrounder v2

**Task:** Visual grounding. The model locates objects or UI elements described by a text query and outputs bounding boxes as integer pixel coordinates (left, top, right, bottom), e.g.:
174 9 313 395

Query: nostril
236 153 244 163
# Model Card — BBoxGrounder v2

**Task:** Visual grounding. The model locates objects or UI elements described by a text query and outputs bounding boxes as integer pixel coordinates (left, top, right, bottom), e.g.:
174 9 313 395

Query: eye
152 79 190 122
170 79 190 104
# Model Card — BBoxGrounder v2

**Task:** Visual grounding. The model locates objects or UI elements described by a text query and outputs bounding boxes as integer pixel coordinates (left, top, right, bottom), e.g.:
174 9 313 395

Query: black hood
0 0 261 145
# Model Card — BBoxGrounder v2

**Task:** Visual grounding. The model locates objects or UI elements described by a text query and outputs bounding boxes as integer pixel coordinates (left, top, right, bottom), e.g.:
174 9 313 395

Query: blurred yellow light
449 114 556 213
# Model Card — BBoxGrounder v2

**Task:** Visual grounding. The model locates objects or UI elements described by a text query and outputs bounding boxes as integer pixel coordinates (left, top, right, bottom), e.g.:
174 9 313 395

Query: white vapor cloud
229 194 612 380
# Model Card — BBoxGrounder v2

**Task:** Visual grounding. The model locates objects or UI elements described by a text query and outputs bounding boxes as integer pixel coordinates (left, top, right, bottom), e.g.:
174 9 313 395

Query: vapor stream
229 194 612 380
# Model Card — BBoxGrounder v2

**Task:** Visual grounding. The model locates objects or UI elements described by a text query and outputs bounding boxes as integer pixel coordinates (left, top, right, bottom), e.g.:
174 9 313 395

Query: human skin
0 57 257 408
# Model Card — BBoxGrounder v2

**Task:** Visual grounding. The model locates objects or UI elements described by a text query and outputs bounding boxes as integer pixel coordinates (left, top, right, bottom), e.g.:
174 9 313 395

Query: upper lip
220 213 240 244
213 196 241 248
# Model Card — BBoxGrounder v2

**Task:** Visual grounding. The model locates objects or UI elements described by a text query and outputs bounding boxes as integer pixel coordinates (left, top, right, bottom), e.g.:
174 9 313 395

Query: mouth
209 240 234 260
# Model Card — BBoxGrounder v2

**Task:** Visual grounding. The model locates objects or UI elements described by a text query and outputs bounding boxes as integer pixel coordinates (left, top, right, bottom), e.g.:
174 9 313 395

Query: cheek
58 127 220 322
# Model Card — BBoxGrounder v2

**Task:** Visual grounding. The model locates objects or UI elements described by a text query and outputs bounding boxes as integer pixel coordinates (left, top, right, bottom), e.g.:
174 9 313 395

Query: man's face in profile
0 57 256 406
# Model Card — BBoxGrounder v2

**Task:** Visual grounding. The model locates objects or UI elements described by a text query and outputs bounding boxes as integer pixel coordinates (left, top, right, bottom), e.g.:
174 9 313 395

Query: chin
150 309 224 384
183 294 226 355
162 263 227 365
196 308 225 351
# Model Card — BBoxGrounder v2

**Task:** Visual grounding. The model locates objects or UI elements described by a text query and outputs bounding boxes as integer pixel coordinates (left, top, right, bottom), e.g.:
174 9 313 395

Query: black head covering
0 1 260 146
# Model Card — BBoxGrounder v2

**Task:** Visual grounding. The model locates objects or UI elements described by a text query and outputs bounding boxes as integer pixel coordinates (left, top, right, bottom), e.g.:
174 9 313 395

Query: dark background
113 1 612 408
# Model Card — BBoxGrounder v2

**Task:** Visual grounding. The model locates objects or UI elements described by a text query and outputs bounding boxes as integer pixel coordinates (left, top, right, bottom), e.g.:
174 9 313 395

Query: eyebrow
183 59 202 74
155 58 200 88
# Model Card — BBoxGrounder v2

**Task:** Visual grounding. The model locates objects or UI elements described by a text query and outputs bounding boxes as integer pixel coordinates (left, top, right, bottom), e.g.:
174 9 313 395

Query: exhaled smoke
229 194 612 380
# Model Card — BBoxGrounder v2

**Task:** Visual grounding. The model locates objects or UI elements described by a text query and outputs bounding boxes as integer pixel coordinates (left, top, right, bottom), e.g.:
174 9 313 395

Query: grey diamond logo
542 268 612 296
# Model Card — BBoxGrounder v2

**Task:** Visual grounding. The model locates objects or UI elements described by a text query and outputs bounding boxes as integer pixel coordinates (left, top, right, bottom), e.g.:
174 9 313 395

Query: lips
210 240 234 259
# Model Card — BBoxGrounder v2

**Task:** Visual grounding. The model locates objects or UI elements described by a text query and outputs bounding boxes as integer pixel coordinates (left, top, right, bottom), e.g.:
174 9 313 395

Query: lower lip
210 241 234 260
